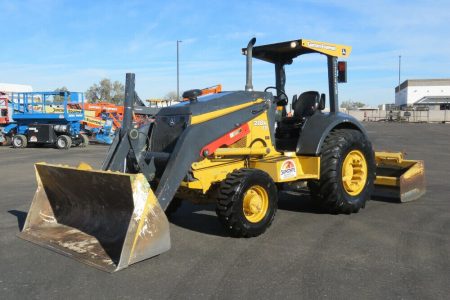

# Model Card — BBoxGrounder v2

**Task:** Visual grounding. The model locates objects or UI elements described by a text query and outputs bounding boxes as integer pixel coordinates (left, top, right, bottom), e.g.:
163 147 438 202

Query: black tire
12 134 27 148
56 135 72 150
79 134 89 148
165 197 183 217
308 129 375 214
216 169 278 237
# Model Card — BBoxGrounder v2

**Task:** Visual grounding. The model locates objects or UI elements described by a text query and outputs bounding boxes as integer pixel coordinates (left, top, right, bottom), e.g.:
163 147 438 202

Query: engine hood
156 91 271 117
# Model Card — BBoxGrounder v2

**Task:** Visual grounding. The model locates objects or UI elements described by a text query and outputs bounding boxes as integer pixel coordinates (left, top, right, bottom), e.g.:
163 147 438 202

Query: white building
395 79 450 109
0 83 33 94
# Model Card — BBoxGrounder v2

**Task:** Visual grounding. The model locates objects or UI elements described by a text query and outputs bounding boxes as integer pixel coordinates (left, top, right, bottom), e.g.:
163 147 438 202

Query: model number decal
253 120 267 126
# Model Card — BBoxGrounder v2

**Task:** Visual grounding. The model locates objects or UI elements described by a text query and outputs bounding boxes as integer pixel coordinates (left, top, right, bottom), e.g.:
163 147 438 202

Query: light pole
177 40 182 101
397 55 401 106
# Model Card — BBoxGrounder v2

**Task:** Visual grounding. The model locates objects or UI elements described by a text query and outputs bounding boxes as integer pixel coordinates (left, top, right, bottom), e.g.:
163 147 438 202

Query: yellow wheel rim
341 150 368 196
242 185 269 223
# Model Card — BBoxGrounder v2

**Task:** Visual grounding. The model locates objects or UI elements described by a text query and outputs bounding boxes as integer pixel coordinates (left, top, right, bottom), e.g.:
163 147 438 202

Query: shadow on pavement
169 190 329 237
169 203 229 237
370 195 402 204
8 191 395 238
278 190 327 214
8 210 27 231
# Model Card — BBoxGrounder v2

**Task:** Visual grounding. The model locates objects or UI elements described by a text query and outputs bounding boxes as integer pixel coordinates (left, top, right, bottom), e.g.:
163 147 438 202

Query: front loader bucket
18 163 170 272
373 152 425 203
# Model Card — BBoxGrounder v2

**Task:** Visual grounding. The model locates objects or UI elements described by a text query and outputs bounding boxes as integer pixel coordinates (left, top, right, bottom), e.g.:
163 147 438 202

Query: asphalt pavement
1 122 449 299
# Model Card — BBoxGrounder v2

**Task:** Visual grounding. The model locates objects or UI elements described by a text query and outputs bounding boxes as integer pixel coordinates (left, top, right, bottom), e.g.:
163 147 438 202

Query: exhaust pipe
245 37 256 91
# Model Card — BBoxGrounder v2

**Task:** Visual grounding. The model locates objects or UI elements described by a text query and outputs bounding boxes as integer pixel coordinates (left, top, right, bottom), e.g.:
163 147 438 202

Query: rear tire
56 135 72 150
79 134 89 147
216 169 278 237
308 129 375 214
12 134 27 148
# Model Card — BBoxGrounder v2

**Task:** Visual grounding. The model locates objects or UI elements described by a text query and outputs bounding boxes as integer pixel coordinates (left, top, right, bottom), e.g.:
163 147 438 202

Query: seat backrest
293 91 320 118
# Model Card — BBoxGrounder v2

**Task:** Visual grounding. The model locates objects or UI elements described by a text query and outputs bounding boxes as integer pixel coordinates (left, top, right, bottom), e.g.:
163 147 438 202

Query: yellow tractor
18 38 425 272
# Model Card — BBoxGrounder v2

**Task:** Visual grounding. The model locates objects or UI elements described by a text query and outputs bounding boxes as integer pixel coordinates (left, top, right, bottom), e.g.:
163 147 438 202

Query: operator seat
292 91 320 119
275 91 321 151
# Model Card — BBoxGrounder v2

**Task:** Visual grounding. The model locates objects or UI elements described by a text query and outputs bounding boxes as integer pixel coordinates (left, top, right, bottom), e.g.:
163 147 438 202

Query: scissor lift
3 91 88 149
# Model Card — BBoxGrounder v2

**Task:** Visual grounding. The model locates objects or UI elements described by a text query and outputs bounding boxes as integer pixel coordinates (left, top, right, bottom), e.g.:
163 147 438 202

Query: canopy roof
243 39 352 64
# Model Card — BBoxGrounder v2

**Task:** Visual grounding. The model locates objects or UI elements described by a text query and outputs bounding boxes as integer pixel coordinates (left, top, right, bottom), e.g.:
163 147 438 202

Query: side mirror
338 61 347 83
291 94 298 107
318 94 326 110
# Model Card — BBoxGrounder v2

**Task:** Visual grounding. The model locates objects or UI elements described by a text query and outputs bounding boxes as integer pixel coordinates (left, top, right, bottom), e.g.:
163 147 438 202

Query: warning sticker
280 159 297 180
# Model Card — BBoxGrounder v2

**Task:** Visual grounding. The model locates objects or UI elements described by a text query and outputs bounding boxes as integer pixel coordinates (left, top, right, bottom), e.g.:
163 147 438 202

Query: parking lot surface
1 123 449 299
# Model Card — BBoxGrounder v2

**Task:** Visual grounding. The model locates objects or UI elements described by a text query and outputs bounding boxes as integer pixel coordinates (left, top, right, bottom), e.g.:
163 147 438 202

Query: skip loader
18 38 425 272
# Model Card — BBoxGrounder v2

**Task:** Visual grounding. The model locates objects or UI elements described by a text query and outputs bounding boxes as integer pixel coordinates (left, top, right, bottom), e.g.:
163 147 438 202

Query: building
395 79 450 110
379 103 398 111
0 83 33 94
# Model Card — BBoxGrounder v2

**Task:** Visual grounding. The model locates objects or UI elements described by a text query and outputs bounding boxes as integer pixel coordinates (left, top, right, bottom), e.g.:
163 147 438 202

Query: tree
164 91 178 102
99 78 112 102
341 100 366 110
86 84 100 102
111 80 125 105
53 86 69 103
86 79 124 104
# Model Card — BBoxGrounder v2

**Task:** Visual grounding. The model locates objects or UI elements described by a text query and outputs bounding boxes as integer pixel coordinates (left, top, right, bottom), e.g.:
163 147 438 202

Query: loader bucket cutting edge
18 163 170 272
373 152 426 203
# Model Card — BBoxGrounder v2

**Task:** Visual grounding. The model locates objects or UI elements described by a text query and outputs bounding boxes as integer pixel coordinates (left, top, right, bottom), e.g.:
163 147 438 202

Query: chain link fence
343 109 450 123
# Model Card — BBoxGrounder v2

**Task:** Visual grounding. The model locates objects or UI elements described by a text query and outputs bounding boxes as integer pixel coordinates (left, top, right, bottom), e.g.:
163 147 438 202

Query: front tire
308 129 375 214
216 169 278 237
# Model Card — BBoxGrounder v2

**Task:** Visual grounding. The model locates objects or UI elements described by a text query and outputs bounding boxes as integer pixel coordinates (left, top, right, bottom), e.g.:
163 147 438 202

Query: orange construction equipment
83 102 123 128
199 84 222 96
82 102 125 144
84 102 124 115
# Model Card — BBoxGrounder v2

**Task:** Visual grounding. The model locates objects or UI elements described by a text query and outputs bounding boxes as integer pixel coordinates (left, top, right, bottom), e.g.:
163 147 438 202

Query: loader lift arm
102 74 269 211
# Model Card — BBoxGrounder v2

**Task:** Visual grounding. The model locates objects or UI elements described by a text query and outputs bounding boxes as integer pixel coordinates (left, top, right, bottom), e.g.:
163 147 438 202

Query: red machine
0 92 11 145
0 92 9 125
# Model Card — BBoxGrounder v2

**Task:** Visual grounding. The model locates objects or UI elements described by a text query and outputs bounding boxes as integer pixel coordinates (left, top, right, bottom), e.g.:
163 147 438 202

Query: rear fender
296 112 368 156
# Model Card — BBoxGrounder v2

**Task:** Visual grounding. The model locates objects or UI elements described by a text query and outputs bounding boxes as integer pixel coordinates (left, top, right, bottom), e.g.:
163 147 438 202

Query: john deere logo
169 118 176 127
342 49 347 55
280 159 297 179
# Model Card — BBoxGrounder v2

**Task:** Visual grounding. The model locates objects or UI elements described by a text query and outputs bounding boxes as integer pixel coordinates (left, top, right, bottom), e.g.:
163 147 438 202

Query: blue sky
1 0 449 105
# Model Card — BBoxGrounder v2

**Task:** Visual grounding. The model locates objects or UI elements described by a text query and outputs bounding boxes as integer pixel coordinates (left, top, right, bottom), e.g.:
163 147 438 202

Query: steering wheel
264 86 288 105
